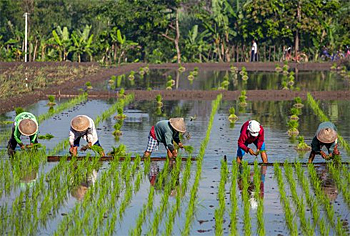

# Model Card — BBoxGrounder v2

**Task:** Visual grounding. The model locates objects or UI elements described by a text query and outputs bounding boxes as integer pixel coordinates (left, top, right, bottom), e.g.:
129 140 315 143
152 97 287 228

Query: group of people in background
8 112 340 164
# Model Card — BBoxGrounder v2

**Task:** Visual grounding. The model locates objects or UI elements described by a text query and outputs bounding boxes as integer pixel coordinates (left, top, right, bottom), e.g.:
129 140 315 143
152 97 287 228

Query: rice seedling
294 96 304 108
228 106 238 122
253 161 265 236
112 121 123 136
166 75 175 90
239 66 247 76
156 94 163 107
287 119 299 136
144 64 150 73
15 107 25 115
240 161 252 236
296 136 311 151
114 106 127 119
109 75 116 84
47 95 56 106
139 67 145 77
275 64 282 73
178 64 186 72
188 71 195 81
290 107 300 121
215 158 228 235
288 72 295 86
230 65 238 74
239 90 247 107
85 81 93 90
129 70 135 80
38 133 54 140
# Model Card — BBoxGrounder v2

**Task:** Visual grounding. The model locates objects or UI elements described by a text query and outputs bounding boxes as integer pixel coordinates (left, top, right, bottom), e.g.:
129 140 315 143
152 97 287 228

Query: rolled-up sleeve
69 129 75 146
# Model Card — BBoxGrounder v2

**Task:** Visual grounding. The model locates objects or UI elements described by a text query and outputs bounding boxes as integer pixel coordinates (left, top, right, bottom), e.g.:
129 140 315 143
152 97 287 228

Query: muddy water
1 70 350 235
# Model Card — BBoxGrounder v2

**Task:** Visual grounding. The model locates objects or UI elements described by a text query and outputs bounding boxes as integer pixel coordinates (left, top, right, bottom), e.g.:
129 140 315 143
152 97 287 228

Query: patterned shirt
13 112 38 144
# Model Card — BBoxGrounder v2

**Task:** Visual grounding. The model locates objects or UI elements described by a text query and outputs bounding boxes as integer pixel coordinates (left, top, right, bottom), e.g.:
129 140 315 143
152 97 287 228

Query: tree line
0 0 349 63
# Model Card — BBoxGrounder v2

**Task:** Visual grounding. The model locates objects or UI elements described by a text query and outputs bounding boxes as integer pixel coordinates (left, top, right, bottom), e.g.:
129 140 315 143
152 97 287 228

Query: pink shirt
238 120 264 152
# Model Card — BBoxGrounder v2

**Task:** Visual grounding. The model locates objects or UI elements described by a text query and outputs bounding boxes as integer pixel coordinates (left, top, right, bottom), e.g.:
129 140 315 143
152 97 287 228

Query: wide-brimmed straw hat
18 119 38 136
169 118 186 133
317 128 337 143
71 115 90 132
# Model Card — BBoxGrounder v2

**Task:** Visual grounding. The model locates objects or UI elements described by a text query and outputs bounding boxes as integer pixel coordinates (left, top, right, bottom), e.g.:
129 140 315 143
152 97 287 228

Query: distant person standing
251 40 258 62
7 112 39 157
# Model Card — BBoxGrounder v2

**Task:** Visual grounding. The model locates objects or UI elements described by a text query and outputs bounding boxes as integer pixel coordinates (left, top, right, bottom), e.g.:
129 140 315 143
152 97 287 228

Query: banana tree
184 25 211 62
52 26 70 61
115 29 138 64
69 25 94 62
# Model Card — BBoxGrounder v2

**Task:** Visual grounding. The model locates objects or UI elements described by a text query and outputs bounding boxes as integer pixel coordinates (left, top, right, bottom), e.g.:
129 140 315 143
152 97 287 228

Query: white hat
247 120 260 137
71 115 90 132
169 118 186 133
18 119 38 136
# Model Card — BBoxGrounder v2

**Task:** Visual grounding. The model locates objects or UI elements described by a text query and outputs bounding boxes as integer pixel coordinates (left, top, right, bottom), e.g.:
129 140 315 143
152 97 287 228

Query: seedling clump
47 95 56 106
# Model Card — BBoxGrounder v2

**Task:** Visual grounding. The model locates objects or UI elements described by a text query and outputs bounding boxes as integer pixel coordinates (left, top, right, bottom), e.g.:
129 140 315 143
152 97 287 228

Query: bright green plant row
294 162 330 236
284 162 314 235
253 161 265 236
229 160 239 236
241 161 252 236
327 163 350 209
273 163 298 236
307 164 345 235
214 158 228 235
0 92 88 145
307 93 350 154
182 94 222 236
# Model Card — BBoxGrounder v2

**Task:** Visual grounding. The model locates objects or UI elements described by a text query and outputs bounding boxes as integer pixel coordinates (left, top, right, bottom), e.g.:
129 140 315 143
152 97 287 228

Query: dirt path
0 61 334 113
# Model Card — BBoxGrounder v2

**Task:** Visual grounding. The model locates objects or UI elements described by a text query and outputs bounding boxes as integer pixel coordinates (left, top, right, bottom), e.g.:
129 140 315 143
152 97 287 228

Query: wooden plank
47 156 197 162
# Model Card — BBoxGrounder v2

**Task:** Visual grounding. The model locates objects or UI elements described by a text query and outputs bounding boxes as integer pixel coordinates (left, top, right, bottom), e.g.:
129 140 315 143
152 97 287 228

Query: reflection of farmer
143 118 186 159
308 122 339 163
315 165 338 201
20 169 38 190
69 115 105 156
148 161 179 196
7 112 39 157
71 169 98 201
238 165 266 209
236 120 268 164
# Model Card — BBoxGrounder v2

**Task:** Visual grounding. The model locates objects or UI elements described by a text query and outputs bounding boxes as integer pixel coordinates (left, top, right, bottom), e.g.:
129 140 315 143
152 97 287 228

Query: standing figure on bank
7 112 39 157
251 40 258 62
236 120 268 164
69 115 105 156
308 121 339 163
144 118 186 159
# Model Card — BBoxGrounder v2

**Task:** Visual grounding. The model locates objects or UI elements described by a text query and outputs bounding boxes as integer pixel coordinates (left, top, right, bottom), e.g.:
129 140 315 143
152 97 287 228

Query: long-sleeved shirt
69 115 98 146
238 120 264 152
153 120 180 152
13 112 38 145
311 122 337 154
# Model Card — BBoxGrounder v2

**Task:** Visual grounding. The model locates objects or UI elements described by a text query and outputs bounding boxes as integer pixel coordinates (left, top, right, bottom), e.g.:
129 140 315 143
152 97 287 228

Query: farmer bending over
7 112 39 157
308 122 339 163
236 120 268 164
69 115 105 156
144 118 186 159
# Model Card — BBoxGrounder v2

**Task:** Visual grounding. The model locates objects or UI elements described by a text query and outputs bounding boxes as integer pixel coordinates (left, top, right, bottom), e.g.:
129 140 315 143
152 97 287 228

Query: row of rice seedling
293 162 329 235
0 92 88 144
283 161 315 235
307 164 345 235
214 158 228 235
253 161 265 236
273 163 298 235
241 161 252 236
182 94 222 235
229 161 239 235
327 163 350 208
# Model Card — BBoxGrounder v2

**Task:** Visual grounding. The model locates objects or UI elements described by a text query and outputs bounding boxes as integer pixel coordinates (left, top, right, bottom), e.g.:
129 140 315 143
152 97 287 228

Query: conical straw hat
71 115 90 132
169 118 186 133
18 119 38 136
317 128 337 144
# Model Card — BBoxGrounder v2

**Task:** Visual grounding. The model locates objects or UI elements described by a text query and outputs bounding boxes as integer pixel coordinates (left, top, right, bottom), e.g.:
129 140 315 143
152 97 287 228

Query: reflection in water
315 165 338 201
70 169 98 201
238 165 266 209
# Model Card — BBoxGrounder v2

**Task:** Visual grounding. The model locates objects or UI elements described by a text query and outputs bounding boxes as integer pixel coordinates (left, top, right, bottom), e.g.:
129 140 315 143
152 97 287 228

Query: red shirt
238 120 264 152
150 126 156 139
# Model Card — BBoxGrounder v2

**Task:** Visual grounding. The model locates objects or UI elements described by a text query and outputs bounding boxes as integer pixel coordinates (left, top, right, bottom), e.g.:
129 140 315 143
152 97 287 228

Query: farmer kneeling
7 112 39 157
144 118 186 159
236 120 268 164
69 115 105 157
308 122 339 163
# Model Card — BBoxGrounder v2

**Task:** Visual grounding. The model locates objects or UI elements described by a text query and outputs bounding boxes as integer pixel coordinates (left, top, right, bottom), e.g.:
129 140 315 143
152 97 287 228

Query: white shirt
69 116 98 146
252 42 257 52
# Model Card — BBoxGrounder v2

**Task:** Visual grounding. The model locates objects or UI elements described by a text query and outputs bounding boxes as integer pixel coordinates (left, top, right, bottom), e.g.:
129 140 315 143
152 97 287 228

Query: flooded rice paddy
0 67 350 235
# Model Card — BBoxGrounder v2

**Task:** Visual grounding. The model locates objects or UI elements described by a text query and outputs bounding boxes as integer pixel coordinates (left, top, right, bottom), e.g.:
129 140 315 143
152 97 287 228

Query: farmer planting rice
69 115 105 156
7 112 39 157
144 118 186 159
236 120 268 164
308 121 339 163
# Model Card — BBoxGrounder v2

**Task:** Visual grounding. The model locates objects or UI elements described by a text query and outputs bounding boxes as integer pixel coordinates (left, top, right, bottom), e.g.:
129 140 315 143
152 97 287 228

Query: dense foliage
0 0 349 63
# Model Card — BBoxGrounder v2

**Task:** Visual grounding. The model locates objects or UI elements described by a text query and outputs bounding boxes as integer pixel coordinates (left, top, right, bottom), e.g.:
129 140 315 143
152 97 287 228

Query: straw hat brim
169 118 186 133
71 115 90 132
18 119 38 136
317 128 337 144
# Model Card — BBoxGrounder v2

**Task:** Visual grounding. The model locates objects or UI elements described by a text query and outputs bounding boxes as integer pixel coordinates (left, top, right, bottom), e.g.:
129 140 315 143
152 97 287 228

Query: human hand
26 143 34 148
178 143 184 149
88 142 92 147
248 148 255 156
70 146 78 156
20 144 25 150
320 151 327 159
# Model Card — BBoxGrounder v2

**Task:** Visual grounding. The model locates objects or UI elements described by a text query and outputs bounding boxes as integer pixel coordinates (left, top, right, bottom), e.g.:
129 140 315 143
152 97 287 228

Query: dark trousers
7 127 38 157
251 50 257 62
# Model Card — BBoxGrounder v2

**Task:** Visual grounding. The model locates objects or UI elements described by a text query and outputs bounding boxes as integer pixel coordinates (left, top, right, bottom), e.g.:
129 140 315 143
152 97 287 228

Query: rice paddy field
0 64 350 235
